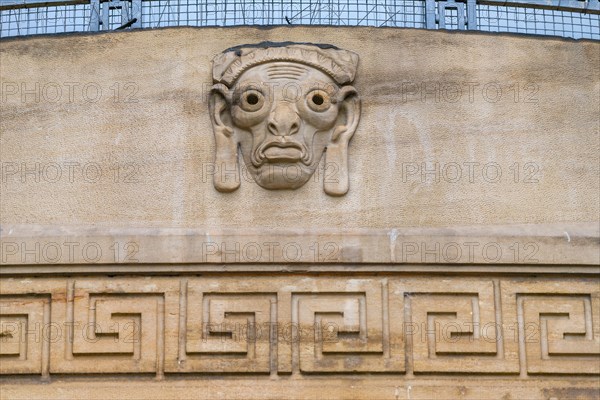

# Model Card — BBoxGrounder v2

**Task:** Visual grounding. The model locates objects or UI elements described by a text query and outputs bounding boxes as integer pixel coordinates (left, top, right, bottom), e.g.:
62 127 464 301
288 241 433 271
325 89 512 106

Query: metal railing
1 0 598 39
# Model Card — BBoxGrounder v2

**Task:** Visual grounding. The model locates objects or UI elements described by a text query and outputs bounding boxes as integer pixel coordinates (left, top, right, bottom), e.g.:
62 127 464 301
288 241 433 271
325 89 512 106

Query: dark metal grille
136 1 426 28
0 0 598 40
444 7 459 29
477 5 600 39
0 3 92 37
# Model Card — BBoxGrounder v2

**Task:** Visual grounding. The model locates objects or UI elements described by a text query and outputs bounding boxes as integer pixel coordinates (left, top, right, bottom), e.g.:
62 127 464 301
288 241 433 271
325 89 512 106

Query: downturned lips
261 141 304 162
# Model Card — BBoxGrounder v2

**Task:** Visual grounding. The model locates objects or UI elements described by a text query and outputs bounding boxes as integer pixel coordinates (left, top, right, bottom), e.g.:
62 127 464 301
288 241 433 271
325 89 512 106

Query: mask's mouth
257 141 306 164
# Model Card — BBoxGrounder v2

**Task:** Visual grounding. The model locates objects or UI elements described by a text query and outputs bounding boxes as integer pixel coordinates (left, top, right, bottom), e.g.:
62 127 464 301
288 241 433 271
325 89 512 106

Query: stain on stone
222 41 340 54
542 387 600 399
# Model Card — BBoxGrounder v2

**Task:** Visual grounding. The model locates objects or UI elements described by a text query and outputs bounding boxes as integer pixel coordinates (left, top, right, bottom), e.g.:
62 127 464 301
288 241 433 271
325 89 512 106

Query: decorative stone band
212 42 359 86
1 275 599 379
0 222 598 268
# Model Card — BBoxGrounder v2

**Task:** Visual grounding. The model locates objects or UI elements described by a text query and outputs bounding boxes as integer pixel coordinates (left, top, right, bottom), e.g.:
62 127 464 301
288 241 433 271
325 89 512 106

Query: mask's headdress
212 41 359 86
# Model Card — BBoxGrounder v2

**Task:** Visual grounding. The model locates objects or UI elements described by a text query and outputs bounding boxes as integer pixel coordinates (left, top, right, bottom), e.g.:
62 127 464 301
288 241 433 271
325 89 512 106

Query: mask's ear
209 84 240 192
324 86 360 196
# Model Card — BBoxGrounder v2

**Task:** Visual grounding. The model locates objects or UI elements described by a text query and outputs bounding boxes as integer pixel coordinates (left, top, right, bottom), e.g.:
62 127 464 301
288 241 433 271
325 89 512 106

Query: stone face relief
210 42 361 196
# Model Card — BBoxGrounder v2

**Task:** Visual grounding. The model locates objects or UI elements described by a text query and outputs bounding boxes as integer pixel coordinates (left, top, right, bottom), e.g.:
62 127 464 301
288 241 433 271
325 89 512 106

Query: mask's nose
267 103 300 136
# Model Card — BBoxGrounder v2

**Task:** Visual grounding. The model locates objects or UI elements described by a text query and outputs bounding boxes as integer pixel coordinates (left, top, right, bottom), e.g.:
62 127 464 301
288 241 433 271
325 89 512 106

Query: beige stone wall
1 27 599 399
1 27 598 230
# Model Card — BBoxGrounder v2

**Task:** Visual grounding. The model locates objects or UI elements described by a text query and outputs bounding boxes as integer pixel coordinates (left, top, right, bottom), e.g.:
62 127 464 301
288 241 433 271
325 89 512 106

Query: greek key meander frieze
0 276 598 378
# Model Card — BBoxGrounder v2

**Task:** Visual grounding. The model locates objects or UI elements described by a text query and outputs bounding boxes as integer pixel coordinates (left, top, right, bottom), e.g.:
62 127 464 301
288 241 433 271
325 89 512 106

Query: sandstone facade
1 27 599 399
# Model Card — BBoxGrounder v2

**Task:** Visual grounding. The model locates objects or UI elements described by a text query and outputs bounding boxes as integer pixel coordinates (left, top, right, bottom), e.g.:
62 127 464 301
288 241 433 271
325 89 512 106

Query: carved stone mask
210 42 360 196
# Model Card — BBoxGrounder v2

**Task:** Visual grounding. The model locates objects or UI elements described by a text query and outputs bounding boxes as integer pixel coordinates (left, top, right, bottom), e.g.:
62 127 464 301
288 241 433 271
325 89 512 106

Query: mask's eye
240 90 264 112
307 90 331 112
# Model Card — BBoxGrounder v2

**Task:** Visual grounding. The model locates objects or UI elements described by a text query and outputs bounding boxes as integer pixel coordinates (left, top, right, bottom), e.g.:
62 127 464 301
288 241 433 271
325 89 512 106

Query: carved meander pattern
0 276 598 378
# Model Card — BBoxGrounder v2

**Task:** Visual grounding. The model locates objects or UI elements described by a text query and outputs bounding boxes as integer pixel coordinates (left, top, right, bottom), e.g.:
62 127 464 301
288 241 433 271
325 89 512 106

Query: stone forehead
212 42 359 87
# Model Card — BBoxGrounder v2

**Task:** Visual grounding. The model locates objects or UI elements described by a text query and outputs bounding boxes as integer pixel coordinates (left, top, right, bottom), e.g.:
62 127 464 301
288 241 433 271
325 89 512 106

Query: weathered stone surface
1 26 599 399
1 275 599 397
210 42 360 195
1 27 598 230
1 276 599 374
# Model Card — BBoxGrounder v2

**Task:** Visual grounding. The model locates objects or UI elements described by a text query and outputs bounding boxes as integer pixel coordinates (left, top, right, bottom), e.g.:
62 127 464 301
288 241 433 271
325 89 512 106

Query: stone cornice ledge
0 222 598 270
